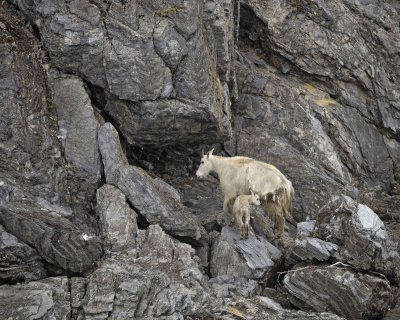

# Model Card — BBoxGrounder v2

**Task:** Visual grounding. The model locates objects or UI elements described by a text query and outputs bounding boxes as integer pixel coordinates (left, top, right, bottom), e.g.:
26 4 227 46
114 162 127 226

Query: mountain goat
232 189 261 239
196 149 294 237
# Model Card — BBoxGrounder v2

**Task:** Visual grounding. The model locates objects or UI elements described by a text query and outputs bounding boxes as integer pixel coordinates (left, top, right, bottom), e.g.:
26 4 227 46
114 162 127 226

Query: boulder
96 185 137 254
283 265 394 319
0 277 70 320
0 224 46 284
105 97 231 148
0 200 102 273
70 277 87 319
114 165 207 246
297 220 316 239
48 69 101 182
208 275 259 299
83 225 209 319
210 226 282 280
285 237 339 267
315 196 400 284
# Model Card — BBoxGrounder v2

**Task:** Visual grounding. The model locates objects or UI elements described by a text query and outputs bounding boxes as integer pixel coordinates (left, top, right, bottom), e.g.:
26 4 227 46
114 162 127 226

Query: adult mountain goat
196 149 294 237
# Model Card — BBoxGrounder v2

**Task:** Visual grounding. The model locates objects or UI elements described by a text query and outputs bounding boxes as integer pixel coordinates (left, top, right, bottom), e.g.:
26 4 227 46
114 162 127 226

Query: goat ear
207 148 214 158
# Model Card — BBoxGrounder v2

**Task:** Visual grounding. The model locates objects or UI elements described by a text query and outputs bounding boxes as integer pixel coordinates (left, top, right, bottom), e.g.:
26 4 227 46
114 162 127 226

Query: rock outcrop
0 225 46 284
1 0 399 319
284 265 394 320
9 0 232 148
82 225 209 319
210 226 282 280
96 184 137 254
315 196 400 285
0 199 102 273
0 277 71 320
114 165 207 246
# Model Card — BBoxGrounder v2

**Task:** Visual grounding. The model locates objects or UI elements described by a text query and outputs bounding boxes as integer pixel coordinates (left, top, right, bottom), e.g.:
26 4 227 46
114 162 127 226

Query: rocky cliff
0 0 399 319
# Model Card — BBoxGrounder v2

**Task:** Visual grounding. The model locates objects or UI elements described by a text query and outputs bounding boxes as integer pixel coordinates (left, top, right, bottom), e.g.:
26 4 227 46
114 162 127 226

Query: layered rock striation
1 0 399 319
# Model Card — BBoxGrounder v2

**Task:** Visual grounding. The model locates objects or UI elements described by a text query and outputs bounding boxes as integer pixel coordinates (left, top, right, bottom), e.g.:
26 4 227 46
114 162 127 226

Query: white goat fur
196 149 294 237
232 191 261 239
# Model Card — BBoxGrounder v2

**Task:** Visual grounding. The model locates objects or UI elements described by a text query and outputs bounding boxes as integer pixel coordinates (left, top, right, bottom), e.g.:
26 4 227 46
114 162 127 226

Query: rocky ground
0 0 399 319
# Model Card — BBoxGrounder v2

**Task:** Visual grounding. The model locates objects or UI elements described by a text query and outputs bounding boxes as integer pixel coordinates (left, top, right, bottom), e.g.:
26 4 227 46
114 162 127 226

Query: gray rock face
285 237 339 267
0 199 101 273
105 97 230 148
283 265 394 320
114 165 207 246
0 224 46 284
11 0 232 148
233 52 358 221
209 275 259 299
83 225 209 319
98 122 128 185
0 2 102 274
203 0 237 83
0 3 61 204
237 0 398 192
194 295 345 320
96 184 137 254
0 277 71 320
316 196 400 284
48 69 101 182
1 0 400 319
70 277 87 319
210 226 282 280
153 19 188 70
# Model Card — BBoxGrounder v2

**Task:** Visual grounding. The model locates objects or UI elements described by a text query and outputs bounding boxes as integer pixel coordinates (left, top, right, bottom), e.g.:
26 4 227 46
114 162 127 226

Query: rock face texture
0 277 71 320
96 184 137 254
0 225 46 283
316 196 400 285
284 266 393 320
211 226 282 280
9 0 232 148
1 0 400 319
114 165 207 246
98 122 128 185
83 225 209 319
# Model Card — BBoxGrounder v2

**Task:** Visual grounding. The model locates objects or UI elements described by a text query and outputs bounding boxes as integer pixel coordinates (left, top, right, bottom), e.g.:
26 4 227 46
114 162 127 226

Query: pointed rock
114 165 207 246
98 122 128 185
96 184 137 254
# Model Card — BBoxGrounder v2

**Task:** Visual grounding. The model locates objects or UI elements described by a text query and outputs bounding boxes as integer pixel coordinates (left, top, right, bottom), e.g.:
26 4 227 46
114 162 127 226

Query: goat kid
232 189 261 239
